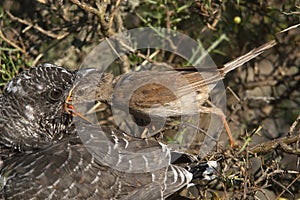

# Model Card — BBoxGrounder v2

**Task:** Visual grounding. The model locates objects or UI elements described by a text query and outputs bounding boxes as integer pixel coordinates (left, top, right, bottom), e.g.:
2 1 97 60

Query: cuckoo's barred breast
0 64 216 199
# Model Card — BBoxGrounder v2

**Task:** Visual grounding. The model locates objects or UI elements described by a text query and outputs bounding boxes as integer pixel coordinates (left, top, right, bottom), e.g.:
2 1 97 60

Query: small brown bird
69 40 277 146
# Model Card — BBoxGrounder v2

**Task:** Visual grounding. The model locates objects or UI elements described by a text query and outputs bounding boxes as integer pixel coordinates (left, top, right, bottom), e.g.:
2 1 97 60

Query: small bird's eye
48 88 63 102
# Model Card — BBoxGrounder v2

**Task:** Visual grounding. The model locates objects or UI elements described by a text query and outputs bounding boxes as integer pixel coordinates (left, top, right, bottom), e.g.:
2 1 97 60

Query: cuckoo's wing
76 120 195 199
75 119 172 173
0 137 121 199
0 137 166 199
0 122 194 199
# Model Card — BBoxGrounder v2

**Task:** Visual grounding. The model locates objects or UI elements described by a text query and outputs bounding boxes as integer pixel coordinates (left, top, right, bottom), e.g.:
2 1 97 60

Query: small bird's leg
200 104 235 148
221 114 235 147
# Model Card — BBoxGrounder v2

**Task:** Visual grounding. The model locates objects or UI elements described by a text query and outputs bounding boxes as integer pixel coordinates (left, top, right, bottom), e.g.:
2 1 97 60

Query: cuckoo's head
0 64 78 150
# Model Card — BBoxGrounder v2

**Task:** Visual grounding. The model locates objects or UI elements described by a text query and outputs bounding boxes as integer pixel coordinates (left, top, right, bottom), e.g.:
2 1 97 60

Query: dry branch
6 11 69 40
249 134 300 155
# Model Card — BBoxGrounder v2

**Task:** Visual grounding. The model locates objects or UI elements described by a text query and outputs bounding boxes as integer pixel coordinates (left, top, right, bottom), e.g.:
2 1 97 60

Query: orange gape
65 87 92 123
64 87 75 115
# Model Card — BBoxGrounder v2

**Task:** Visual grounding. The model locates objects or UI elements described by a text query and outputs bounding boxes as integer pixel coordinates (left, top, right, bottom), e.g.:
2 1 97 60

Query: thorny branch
250 134 300 155
247 114 300 155
0 29 25 53
69 0 112 37
6 11 69 40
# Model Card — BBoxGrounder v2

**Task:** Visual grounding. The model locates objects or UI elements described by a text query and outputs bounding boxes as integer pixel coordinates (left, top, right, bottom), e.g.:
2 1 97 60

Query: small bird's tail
220 40 277 75
221 23 300 75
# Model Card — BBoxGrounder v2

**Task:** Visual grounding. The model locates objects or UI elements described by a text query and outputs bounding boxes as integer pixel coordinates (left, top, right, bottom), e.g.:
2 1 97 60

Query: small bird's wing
113 71 209 117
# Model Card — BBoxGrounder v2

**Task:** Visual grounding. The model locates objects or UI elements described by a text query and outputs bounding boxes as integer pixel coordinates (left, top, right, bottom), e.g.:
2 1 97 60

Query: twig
70 0 112 37
32 54 44 67
6 11 68 40
288 114 300 136
0 29 25 53
238 126 262 154
108 0 122 31
276 174 300 198
271 178 294 197
249 134 300 155
105 37 123 61
69 0 101 17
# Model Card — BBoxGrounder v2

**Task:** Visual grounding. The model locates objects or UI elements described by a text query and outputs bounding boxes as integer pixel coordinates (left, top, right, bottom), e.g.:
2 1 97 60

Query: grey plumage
0 64 75 151
0 64 215 199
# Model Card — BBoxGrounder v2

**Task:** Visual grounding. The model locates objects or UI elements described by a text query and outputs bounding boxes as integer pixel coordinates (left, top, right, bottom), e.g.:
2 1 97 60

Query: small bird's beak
75 68 96 79
64 68 96 123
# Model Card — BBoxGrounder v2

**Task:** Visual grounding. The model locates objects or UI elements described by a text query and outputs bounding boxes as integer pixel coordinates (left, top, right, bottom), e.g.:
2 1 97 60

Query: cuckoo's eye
48 88 64 102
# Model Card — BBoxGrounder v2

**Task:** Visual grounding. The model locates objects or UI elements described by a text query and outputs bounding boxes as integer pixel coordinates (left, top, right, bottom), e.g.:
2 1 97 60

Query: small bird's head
0 64 77 151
